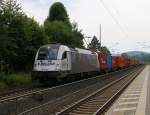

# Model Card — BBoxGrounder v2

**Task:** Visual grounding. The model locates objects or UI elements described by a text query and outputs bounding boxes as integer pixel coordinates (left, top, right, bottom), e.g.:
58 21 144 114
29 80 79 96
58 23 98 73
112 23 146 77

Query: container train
32 44 139 85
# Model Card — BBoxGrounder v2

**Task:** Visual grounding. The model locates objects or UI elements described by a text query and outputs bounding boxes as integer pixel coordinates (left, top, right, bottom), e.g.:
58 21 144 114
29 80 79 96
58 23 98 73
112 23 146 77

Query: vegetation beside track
0 73 31 90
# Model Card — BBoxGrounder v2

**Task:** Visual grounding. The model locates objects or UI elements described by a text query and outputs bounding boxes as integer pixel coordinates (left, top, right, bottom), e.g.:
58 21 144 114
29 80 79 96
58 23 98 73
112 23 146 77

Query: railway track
0 87 38 100
56 66 144 115
0 66 134 102
0 65 143 115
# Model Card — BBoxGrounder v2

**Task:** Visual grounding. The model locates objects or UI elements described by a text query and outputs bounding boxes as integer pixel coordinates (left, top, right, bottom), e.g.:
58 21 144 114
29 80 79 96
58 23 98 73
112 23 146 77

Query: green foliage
0 0 84 73
45 21 84 47
45 21 72 44
72 22 84 48
0 0 49 71
88 36 101 51
44 2 84 48
88 36 110 55
45 2 71 27
0 73 31 88
0 82 7 90
100 46 111 55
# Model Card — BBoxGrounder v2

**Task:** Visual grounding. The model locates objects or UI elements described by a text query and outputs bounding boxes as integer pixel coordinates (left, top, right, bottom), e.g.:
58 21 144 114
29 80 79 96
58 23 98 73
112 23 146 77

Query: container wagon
98 52 107 72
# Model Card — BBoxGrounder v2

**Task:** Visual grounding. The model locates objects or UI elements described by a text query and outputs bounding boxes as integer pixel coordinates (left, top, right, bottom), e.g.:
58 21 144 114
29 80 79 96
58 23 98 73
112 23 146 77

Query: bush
0 73 31 89
0 82 7 90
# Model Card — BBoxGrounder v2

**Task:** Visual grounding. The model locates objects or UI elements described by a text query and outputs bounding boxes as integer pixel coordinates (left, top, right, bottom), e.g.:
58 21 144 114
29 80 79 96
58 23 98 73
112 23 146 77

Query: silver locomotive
32 44 99 84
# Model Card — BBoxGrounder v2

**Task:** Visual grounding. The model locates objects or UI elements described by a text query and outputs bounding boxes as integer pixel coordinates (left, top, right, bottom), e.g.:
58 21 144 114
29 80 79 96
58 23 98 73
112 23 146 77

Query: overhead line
108 0 129 33
108 0 120 16
98 0 128 38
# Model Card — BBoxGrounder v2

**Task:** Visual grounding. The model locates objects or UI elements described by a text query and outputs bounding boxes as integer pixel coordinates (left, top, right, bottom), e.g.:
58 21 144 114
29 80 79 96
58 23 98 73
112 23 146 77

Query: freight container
98 52 107 71
112 56 118 70
130 60 135 66
116 56 126 68
126 58 130 67
107 55 112 70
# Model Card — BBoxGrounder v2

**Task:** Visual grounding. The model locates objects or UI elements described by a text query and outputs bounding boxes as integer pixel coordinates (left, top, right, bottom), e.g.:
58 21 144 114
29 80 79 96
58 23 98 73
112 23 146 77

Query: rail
0 65 142 115
57 66 144 115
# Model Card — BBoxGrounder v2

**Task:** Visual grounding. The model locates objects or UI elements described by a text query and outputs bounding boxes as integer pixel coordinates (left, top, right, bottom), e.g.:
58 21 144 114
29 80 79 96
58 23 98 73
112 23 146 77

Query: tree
69 22 84 48
88 36 101 51
0 0 24 71
45 21 73 45
0 0 48 71
88 36 111 55
100 46 111 55
45 2 71 27
44 2 84 48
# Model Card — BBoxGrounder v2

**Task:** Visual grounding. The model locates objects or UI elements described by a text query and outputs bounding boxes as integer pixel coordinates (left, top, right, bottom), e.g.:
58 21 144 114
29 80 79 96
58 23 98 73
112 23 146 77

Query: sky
17 0 150 54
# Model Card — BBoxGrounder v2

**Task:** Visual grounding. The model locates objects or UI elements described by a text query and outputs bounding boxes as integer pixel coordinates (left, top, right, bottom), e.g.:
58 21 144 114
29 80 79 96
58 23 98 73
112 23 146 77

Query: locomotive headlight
55 64 60 70
33 64 37 71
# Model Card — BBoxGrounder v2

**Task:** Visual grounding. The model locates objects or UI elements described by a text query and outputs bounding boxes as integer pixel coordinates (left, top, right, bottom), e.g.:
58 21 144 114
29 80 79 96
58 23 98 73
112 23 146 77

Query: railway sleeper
93 95 110 99
79 105 100 109
76 107 99 111
76 108 98 112
69 112 92 115
87 100 106 103
71 109 94 114
81 103 102 107
85 102 105 106
90 98 109 102
31 92 44 102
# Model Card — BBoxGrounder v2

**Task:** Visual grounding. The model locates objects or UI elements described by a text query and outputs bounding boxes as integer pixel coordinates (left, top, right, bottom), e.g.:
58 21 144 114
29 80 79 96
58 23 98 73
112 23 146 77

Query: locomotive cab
32 44 71 83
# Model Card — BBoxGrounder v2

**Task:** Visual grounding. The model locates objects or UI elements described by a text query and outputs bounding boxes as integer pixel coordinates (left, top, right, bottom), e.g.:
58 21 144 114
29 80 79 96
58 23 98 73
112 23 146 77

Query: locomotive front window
37 47 58 60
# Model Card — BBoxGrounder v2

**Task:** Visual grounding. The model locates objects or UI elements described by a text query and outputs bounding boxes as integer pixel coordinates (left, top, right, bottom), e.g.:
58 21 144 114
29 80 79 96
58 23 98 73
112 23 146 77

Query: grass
0 82 7 90
0 73 31 90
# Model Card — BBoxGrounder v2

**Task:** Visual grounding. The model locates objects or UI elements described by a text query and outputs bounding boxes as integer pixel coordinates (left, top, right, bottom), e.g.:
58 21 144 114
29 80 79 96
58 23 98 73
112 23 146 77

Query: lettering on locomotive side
37 60 55 66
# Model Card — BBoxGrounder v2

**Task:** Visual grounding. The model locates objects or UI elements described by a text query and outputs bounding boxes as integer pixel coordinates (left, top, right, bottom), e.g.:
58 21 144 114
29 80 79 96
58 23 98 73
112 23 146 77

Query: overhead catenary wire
107 0 120 16
107 0 129 33
98 0 129 38
83 37 89 47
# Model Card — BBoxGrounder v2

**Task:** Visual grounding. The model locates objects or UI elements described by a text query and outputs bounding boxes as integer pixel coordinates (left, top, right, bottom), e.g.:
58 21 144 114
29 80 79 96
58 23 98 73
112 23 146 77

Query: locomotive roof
40 44 60 48
40 44 96 55
75 48 96 55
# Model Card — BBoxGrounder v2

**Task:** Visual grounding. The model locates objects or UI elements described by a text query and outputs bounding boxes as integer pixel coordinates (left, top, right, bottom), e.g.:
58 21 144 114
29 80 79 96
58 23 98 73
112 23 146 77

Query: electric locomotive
32 44 99 84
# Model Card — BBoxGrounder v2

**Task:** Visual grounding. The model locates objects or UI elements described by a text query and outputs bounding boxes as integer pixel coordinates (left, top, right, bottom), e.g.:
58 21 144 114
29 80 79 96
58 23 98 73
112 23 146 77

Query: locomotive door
61 51 71 71
66 51 71 71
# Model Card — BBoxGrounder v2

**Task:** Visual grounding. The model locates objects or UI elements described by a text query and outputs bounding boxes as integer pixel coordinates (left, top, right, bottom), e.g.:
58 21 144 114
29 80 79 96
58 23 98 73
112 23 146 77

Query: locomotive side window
62 51 67 60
